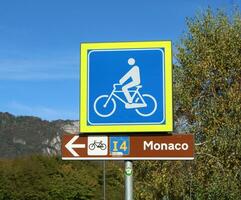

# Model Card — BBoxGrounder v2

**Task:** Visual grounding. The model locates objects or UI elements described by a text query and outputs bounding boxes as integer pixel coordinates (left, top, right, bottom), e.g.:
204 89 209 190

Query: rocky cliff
0 112 79 158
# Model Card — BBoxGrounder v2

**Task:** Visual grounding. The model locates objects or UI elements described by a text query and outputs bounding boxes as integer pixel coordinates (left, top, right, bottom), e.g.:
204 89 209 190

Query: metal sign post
125 161 133 200
103 160 106 200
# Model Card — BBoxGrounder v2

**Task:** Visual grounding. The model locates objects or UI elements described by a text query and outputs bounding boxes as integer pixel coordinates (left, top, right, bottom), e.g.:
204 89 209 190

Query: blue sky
0 0 240 120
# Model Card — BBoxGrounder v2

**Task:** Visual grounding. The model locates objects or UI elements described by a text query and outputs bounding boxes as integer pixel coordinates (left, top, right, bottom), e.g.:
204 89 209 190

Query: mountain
0 112 79 158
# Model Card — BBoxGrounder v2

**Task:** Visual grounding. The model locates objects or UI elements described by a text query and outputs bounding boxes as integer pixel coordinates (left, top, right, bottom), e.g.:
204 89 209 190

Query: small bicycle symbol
94 83 157 118
88 140 107 150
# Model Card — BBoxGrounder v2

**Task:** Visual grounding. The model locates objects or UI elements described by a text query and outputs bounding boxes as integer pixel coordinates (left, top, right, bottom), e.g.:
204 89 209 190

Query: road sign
80 41 173 133
110 136 130 156
88 136 108 155
62 134 194 160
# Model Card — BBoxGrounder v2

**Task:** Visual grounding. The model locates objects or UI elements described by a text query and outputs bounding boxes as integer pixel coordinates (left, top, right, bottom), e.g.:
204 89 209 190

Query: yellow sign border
80 41 173 133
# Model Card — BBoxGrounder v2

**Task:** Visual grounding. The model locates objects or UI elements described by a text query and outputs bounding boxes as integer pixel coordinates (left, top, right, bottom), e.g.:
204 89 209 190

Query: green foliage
0 156 124 200
104 162 124 199
134 8 241 200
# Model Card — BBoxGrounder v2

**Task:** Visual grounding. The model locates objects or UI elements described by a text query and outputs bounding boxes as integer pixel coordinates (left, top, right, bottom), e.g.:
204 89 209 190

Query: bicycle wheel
89 143 95 150
100 144 107 150
94 95 116 117
135 94 157 117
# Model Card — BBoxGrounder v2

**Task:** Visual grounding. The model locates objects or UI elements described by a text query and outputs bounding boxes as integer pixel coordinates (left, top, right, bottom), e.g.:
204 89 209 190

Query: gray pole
125 160 133 200
103 160 106 200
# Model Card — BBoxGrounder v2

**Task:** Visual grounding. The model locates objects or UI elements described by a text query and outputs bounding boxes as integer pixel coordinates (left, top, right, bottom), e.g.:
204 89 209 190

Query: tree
134 8 241 200
0 156 125 200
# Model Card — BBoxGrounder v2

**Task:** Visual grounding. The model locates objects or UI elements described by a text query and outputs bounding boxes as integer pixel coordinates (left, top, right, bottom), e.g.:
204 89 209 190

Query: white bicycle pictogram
93 83 157 117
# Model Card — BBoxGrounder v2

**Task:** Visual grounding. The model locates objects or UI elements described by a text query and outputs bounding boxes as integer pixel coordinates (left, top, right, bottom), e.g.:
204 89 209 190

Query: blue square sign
80 41 173 133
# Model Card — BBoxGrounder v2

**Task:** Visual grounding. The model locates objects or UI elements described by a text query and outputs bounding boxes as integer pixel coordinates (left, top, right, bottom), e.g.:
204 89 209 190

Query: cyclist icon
93 58 157 118
119 58 141 108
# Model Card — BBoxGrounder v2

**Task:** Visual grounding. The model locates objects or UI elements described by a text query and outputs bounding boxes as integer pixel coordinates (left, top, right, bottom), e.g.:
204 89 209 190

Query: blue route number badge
110 136 130 156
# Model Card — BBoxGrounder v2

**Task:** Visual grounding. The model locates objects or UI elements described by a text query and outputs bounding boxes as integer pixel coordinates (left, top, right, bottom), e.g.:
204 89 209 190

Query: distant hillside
0 112 79 158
